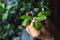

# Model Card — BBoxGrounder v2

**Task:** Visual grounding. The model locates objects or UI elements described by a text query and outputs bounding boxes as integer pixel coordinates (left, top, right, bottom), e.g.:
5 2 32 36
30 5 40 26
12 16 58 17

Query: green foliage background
0 0 51 40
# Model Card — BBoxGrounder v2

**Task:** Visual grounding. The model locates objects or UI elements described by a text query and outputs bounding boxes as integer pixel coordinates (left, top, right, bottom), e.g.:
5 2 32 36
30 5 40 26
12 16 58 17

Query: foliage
20 6 51 30
0 0 51 40
0 0 20 40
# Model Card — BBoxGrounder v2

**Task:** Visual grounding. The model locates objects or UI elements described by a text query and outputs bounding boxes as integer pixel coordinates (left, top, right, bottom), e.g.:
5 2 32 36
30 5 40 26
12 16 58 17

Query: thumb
30 18 35 27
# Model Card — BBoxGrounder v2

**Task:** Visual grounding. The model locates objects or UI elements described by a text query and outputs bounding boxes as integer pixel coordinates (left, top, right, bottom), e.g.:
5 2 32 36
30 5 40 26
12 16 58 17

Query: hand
26 19 54 40
26 18 40 37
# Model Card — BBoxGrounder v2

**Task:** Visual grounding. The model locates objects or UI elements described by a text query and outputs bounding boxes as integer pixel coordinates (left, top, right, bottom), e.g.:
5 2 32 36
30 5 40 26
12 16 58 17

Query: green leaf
7 5 16 10
20 15 32 20
20 7 25 11
37 11 43 17
13 37 20 40
43 6 50 11
34 22 42 30
6 6 11 9
37 11 51 17
0 2 5 8
1 3 5 8
0 2 5 9
2 12 8 20
2 32 8 38
44 11 51 16
36 15 47 21
0 2 6 13
6 24 11 30
22 19 30 26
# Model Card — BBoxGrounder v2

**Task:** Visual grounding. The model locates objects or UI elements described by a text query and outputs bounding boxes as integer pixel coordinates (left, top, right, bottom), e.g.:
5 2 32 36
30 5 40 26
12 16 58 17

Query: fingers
26 17 40 37
26 26 31 34
26 25 40 37
30 21 34 26
30 18 35 27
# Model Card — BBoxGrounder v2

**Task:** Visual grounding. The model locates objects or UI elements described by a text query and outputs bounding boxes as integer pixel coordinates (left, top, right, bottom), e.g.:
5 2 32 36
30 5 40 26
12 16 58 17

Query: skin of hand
26 19 54 40
26 19 40 37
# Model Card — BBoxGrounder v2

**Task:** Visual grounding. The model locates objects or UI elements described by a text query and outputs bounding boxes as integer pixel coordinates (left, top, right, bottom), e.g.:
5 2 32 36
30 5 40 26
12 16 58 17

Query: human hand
26 18 40 37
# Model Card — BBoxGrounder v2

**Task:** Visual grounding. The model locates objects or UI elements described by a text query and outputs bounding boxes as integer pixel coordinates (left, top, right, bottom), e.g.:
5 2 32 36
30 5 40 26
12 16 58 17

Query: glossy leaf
37 11 50 17
20 15 32 20
36 15 47 21
22 19 29 26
